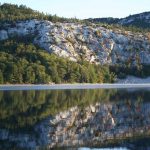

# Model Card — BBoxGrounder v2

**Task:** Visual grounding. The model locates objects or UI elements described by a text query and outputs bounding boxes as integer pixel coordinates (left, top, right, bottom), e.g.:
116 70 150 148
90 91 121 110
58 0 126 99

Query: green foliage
110 64 150 79
89 22 150 34
0 70 3 84
0 36 116 84
0 3 81 25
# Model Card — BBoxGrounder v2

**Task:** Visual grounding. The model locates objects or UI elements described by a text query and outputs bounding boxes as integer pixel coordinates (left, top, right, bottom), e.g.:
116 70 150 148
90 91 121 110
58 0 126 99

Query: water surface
0 87 150 149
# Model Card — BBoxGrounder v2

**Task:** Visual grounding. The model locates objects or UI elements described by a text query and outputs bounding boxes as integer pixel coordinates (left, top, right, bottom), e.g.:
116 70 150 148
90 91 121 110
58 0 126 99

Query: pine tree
0 70 4 84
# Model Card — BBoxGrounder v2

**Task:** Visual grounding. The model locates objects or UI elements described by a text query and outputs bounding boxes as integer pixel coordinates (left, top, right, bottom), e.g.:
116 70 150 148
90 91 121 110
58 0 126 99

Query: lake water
0 87 150 150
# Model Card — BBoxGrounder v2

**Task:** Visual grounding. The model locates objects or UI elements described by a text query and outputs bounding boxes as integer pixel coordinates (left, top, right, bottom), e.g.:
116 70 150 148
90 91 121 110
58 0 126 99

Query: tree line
0 3 80 24
1 3 150 33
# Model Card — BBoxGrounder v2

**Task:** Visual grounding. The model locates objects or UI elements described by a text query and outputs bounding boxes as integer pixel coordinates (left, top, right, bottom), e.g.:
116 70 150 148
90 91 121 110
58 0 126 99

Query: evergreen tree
0 70 4 84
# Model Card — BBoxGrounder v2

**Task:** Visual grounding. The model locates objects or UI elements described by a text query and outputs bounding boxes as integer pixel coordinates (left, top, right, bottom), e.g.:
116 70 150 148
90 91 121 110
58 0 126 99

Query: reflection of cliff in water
0 89 117 129
49 100 150 148
1 89 150 129
0 88 150 149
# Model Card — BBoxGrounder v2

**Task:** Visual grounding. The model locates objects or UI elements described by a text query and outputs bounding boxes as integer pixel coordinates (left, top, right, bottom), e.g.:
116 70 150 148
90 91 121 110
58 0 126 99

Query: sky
1 0 150 19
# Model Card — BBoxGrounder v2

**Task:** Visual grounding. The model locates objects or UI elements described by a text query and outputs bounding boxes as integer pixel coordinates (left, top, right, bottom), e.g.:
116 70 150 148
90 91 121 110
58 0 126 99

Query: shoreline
117 76 150 84
0 83 150 91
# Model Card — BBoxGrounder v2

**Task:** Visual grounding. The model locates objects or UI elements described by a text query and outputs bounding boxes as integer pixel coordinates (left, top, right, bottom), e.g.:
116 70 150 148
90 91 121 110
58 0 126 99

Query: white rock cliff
1 19 150 65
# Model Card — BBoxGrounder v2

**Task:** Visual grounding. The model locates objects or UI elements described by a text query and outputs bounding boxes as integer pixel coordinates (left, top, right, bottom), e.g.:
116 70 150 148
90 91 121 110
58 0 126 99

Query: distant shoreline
0 83 150 91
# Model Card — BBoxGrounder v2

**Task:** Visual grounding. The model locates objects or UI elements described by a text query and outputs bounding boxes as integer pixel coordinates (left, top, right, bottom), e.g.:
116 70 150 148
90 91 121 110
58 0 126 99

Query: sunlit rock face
48 102 150 148
0 19 150 65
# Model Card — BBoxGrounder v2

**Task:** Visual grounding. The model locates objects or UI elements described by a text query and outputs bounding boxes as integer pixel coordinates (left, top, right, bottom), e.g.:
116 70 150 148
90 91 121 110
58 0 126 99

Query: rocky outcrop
0 19 150 65
87 11 150 28
118 12 150 25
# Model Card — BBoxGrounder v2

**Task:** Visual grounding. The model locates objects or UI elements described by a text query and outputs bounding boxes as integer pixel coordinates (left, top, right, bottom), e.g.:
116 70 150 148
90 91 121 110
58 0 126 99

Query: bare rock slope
1 20 150 65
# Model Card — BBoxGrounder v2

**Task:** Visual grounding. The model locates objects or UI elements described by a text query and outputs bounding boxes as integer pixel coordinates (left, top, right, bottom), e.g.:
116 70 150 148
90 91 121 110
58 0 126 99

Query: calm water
0 87 150 150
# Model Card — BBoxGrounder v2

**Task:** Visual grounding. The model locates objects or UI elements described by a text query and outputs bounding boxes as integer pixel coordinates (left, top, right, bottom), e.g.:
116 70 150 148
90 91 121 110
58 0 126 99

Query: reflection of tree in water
0 89 149 130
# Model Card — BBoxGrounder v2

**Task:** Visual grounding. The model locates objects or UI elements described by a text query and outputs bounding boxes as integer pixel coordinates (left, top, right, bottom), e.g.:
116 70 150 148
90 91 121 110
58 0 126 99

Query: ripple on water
78 148 129 150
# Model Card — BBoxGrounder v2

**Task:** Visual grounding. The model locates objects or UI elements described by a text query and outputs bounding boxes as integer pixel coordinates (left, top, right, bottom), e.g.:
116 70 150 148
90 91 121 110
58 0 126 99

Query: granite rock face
0 19 150 65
